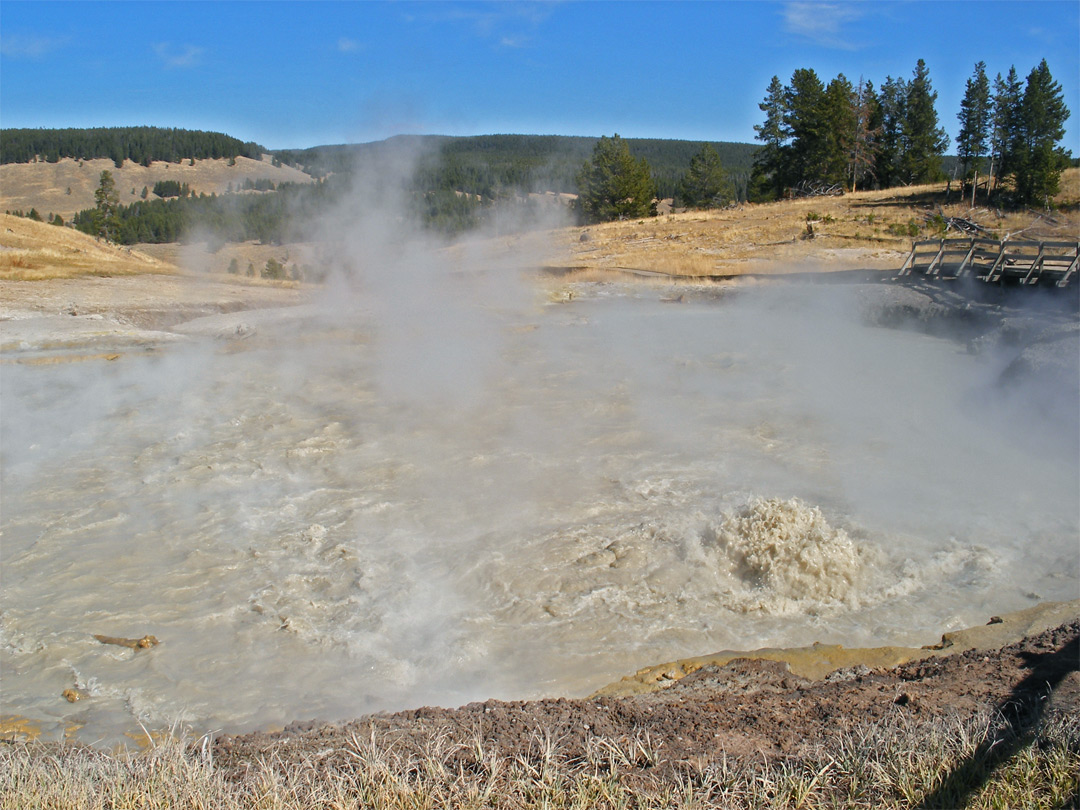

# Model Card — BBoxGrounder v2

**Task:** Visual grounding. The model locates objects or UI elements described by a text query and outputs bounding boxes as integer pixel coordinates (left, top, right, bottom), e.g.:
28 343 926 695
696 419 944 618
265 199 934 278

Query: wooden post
957 239 978 276
1022 243 1047 285
987 243 1008 283
899 242 917 275
1058 245 1079 287
927 240 947 276
971 170 977 208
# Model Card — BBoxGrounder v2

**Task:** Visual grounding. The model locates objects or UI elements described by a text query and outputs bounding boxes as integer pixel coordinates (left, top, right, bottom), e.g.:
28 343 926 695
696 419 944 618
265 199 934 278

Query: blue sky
2 1 1077 151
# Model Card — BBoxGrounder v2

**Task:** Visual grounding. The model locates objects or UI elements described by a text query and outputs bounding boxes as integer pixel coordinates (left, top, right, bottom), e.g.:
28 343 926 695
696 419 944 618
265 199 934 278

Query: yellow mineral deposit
594 599 1080 697
93 634 160 650
0 715 42 742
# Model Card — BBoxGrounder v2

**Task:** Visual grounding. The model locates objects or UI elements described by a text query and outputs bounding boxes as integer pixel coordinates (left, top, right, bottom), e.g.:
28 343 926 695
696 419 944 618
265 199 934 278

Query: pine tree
957 61 991 190
93 170 120 240
900 59 949 184
575 135 657 223
678 144 734 209
751 75 791 200
785 68 829 187
821 74 858 186
1014 59 1071 206
873 75 908 188
990 67 1023 193
263 258 285 280
849 78 880 192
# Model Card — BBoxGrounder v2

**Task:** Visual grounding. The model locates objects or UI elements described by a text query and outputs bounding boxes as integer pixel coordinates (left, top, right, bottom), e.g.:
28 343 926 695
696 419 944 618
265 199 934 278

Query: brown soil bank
3 615 1076 808
212 605 1079 801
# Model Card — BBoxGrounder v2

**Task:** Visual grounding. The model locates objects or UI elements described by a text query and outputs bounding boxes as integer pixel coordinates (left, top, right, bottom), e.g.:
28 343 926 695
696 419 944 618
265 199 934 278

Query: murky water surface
2 282 1077 743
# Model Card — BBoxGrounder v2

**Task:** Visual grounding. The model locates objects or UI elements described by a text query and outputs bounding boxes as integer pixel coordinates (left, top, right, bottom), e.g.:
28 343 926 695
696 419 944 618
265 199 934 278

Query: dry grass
2 707 1076 810
550 172 1080 278
0 213 174 280
1055 166 1080 208
0 157 314 222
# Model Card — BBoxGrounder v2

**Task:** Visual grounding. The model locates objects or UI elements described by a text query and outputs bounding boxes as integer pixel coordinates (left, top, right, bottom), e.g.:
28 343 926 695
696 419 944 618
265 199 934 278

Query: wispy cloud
0 33 70 59
783 1 863 49
1025 25 1058 46
337 37 362 53
153 42 204 68
405 2 554 47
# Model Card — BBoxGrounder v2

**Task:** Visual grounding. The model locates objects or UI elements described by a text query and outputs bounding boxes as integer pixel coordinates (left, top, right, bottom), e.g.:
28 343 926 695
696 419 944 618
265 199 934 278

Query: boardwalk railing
899 238 1078 287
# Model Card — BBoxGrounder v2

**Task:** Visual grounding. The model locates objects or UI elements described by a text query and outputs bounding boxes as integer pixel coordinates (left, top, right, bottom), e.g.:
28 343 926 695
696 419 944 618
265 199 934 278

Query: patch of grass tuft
2 706 1076 809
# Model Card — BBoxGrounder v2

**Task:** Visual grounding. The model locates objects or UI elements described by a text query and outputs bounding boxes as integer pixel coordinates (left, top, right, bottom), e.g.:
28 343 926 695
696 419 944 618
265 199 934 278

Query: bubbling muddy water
2 279 1077 744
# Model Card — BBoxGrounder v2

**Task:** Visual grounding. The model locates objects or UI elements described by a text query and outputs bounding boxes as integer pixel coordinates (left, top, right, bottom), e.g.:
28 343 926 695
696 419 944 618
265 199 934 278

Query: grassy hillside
0 156 315 222
542 169 1080 278
0 212 174 280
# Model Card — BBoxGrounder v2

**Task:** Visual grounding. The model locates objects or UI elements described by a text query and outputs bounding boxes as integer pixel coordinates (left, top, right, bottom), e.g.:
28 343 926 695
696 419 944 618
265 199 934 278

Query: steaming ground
1 273 1078 744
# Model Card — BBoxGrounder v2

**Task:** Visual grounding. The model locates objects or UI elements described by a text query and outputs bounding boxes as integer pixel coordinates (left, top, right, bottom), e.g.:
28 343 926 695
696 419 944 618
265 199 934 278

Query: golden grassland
0 213 174 280
0 156 314 223
1 709 1076 810
551 169 1080 279
0 214 305 292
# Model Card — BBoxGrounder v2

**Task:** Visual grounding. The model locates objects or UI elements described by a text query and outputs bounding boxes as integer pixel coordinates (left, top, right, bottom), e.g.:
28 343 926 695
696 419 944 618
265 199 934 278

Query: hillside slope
0 156 314 222
0 212 173 280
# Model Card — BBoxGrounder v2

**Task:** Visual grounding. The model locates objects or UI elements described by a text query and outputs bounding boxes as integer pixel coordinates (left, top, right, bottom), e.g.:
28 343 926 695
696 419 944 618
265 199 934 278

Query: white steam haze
2 143 1078 744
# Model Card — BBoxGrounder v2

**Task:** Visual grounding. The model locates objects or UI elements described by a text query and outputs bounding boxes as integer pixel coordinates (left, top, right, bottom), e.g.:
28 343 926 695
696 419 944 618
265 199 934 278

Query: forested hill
275 134 760 199
5 129 758 198
0 127 266 167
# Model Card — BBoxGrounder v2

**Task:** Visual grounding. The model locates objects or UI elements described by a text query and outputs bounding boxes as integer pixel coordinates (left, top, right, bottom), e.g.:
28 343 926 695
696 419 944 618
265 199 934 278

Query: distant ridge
273 134 760 198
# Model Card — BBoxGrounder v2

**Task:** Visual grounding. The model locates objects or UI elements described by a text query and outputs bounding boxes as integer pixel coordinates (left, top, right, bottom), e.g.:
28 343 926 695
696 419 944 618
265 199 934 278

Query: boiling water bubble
708 497 881 615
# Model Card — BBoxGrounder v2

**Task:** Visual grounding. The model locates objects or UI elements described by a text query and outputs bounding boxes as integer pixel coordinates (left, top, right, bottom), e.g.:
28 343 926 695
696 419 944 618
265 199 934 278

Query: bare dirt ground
213 612 1079 788
0 214 305 356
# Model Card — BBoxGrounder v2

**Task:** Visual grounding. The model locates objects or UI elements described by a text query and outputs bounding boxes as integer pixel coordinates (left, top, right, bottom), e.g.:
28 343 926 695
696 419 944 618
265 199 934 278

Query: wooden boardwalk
899 238 1078 287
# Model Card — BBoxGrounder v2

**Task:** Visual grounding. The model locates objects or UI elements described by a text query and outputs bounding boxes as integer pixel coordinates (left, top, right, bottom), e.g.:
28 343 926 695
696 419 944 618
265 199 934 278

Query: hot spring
2 274 1077 744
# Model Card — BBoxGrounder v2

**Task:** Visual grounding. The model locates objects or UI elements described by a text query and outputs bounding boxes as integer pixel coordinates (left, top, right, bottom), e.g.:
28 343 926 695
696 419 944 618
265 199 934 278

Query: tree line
73 170 339 245
750 58 1071 206
0 126 265 168
958 60 1072 205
